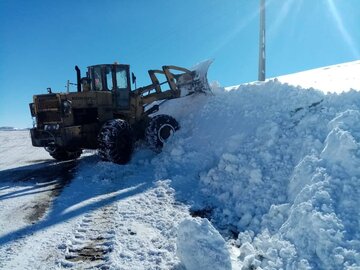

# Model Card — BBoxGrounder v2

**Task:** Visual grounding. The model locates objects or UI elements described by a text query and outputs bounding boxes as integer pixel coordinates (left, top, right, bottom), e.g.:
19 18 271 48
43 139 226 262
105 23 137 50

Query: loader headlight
62 100 72 115
44 124 60 131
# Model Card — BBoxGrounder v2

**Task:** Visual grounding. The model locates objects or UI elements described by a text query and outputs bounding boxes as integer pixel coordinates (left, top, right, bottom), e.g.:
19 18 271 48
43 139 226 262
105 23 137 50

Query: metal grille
37 98 59 111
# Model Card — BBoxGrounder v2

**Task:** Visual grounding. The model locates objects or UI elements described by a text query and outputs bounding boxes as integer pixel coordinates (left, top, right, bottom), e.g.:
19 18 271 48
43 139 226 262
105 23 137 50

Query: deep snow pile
153 80 360 269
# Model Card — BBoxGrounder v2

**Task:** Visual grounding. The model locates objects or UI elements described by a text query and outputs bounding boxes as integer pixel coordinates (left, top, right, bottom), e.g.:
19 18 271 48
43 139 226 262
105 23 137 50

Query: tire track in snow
56 160 154 269
61 205 117 269
108 181 191 269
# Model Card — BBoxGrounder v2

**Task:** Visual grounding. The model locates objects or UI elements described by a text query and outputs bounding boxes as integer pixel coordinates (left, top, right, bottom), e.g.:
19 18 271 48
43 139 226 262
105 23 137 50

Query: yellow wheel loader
29 60 212 164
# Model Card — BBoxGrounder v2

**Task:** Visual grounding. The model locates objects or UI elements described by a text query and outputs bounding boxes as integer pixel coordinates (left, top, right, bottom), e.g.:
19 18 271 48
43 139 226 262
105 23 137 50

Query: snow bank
154 80 360 269
275 60 360 94
235 108 360 269
177 217 231 270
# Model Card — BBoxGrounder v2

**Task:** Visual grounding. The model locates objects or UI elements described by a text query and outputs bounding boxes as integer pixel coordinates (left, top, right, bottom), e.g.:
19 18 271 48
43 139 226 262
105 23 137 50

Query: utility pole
65 80 77 93
258 0 266 81
66 80 70 93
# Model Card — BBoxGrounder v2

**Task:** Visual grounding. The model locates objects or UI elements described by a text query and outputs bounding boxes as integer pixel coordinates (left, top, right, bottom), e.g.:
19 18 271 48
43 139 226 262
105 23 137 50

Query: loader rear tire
145 114 179 150
45 146 82 161
98 119 134 164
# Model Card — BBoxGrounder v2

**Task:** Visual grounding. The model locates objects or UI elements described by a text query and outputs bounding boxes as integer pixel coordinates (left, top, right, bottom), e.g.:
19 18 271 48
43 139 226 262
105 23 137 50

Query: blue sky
0 0 359 128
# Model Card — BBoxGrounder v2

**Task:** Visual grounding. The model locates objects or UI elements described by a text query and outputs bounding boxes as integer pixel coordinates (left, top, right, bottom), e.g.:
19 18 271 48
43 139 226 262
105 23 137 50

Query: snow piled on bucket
154 79 360 269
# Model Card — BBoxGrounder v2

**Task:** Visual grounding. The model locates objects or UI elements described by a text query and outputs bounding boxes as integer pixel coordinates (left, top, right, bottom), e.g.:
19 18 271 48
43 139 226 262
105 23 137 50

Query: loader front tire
146 114 179 150
45 146 82 161
98 119 134 164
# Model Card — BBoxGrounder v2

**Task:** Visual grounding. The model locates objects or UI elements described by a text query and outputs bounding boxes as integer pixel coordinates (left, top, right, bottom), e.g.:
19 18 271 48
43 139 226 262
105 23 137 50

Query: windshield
115 67 128 89
93 66 103 91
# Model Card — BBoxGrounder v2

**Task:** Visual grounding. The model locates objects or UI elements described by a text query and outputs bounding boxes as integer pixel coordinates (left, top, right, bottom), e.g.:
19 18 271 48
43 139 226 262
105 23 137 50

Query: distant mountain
0 127 29 131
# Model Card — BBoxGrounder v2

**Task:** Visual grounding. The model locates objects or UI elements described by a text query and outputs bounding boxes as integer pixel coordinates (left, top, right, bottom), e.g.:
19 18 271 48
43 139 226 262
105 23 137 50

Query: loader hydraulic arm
134 66 193 104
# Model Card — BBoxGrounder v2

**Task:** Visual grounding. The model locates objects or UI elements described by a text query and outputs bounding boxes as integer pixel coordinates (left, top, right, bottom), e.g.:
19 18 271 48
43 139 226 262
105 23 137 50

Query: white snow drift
154 62 360 269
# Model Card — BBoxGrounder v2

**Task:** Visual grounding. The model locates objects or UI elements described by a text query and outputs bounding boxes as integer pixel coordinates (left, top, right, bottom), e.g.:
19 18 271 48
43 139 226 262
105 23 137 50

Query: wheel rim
158 124 175 143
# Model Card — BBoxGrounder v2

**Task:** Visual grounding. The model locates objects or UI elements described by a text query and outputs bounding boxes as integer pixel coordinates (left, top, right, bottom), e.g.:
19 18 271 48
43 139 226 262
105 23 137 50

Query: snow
226 60 360 94
178 59 213 96
177 217 231 270
0 130 50 169
0 154 191 269
153 60 360 269
1 60 360 269
274 60 360 94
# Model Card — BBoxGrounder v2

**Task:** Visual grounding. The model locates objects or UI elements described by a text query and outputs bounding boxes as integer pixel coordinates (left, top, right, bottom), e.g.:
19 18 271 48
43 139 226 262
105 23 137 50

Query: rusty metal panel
35 94 60 111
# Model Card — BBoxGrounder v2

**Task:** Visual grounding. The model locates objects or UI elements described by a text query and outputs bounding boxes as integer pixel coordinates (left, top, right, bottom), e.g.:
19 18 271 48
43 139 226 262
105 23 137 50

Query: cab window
105 66 113 90
116 67 128 89
93 66 103 91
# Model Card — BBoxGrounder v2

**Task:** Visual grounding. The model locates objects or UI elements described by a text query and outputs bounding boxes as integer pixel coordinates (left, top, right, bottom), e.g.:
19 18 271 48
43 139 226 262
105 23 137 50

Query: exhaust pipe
75 66 81 92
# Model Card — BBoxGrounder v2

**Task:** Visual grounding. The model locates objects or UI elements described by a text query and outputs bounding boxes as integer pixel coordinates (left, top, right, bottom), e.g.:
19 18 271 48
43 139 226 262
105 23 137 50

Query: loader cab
87 64 131 109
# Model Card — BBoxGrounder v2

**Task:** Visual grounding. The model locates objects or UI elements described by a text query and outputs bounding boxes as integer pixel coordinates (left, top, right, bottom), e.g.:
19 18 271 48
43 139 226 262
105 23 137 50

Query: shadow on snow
0 160 76 201
0 154 155 246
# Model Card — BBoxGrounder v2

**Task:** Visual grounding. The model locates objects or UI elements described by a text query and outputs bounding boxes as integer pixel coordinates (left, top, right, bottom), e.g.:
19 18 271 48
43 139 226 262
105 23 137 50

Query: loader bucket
143 60 213 100
176 60 213 96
